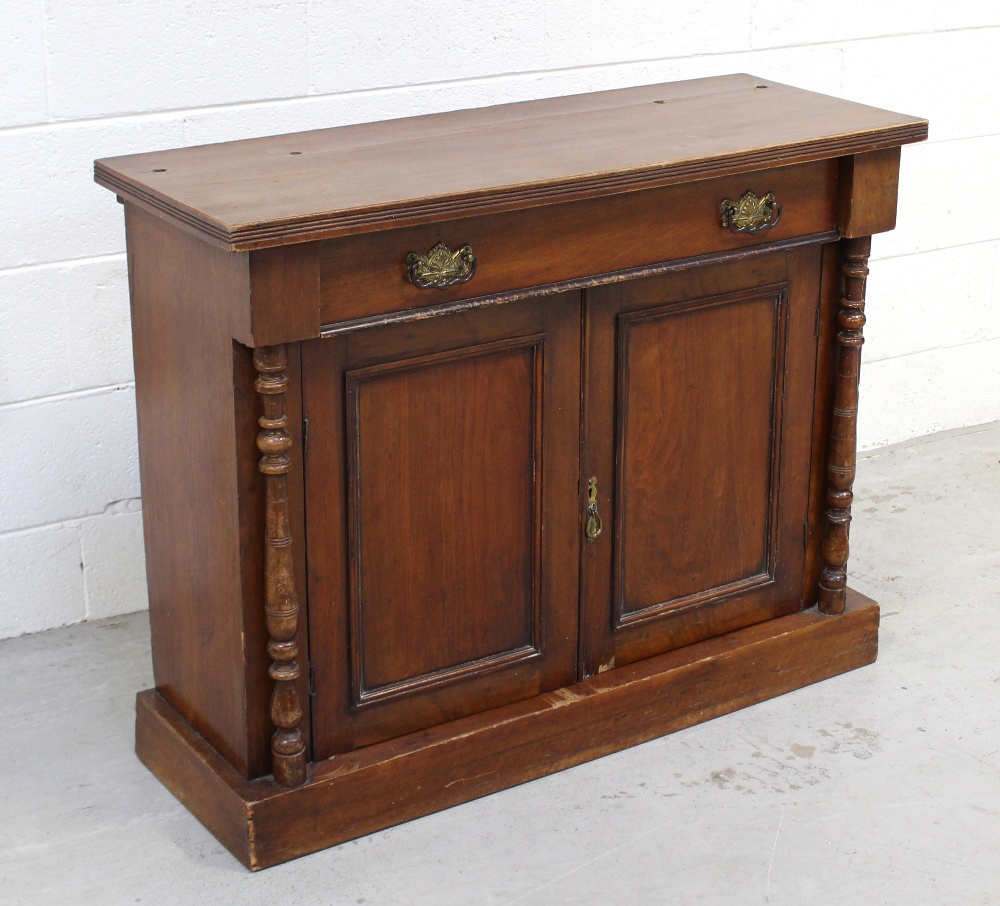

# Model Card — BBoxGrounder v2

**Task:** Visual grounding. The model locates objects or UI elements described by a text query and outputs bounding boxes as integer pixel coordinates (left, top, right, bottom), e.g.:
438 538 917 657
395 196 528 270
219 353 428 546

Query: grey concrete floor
2 422 999 905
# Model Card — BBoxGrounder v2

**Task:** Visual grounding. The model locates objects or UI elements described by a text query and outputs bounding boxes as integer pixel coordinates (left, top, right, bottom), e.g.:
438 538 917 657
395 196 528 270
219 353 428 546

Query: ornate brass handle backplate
405 242 477 290
720 190 782 234
585 477 603 544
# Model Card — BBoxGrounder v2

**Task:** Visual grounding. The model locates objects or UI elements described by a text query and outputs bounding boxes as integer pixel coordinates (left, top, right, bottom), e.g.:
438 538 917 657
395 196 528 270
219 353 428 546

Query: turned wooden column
818 236 871 615
254 345 307 787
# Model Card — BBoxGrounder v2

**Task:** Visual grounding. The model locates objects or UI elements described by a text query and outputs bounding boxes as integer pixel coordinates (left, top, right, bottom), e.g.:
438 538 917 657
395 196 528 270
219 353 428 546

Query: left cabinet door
302 292 582 757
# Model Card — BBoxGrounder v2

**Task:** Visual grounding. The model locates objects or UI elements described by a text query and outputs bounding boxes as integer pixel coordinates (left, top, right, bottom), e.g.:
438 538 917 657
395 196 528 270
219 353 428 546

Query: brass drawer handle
405 242 477 290
585 477 603 544
720 190 782 234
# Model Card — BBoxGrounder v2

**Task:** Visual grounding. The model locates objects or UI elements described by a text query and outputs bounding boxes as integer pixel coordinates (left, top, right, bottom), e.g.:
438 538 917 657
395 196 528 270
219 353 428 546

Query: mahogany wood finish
838 149 901 238
581 250 819 674
801 243 844 606
249 244 321 347
136 589 880 870
302 295 581 755
253 345 307 787
94 75 924 250
125 206 263 778
317 160 837 325
96 75 924 868
818 237 872 615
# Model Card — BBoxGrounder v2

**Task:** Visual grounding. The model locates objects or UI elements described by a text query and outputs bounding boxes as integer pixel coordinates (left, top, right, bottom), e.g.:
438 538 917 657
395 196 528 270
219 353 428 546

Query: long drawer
318 158 838 326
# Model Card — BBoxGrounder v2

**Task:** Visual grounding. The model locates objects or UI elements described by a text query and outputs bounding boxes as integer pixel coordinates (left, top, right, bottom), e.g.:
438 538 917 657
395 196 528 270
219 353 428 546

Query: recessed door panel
304 294 580 757
347 339 540 704
617 289 785 623
582 248 822 674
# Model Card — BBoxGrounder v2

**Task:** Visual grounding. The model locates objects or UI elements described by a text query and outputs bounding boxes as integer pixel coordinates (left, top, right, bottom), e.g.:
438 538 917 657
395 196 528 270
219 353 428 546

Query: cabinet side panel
125 204 257 776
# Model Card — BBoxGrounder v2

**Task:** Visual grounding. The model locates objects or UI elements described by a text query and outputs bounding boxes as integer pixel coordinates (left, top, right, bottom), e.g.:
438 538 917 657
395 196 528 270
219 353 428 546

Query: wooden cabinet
95 75 926 869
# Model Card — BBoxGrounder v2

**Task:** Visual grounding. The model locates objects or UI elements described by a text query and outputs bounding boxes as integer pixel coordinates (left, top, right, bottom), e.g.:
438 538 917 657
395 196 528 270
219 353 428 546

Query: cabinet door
580 248 822 675
302 293 581 757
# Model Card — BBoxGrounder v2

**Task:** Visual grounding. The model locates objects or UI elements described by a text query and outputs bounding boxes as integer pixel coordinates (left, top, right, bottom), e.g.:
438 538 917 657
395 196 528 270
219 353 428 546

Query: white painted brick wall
2 388 139 531
0 524 85 639
0 119 186 269
2 4 997 638
46 1 312 120
1 2 47 129
865 244 998 362
0 259 133 403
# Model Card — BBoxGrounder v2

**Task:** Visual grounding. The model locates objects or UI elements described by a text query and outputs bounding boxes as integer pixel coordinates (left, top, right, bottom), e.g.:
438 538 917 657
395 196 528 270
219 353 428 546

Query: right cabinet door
581 247 825 675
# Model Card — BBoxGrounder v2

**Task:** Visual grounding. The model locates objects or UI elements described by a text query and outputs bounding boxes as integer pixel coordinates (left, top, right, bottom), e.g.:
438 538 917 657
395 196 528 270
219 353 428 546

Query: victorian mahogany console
95 75 926 869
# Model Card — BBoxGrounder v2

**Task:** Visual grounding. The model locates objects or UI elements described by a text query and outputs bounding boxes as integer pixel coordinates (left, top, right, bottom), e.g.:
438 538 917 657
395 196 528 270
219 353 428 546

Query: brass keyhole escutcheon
585 477 603 544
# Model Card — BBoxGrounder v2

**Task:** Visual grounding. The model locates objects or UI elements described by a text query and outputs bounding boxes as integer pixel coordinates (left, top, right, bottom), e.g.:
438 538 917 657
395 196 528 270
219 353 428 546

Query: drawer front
319 159 837 326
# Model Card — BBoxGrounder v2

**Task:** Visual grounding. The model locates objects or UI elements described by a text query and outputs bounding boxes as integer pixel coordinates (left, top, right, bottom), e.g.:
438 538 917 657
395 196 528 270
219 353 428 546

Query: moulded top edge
94 74 928 250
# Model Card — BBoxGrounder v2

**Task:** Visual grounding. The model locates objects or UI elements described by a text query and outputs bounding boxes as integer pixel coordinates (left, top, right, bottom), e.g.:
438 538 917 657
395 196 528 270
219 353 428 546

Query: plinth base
136 589 879 870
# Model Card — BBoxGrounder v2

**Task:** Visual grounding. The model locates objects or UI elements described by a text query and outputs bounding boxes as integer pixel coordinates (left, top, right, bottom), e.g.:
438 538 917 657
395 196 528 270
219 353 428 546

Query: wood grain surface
125 205 311 779
581 247 820 675
110 76 923 868
95 75 926 250
136 589 879 870
317 159 837 325
302 294 581 756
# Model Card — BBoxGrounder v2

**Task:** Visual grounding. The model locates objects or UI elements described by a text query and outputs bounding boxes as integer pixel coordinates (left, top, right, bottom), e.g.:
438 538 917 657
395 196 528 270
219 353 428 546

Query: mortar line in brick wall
872 238 1000 264
857 419 1000 456
0 382 134 413
0 253 126 278
0 500 143 541
864 335 1000 367
0 97 989 143
40 0 52 122
0 108 199 137
747 22 1000 54
306 0 314 95
2 27 998 137
4 65 664 135
7 238 991 283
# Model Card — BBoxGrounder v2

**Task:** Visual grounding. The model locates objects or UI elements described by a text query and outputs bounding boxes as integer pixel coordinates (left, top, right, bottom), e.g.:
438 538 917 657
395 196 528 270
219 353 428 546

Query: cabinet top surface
94 74 926 251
